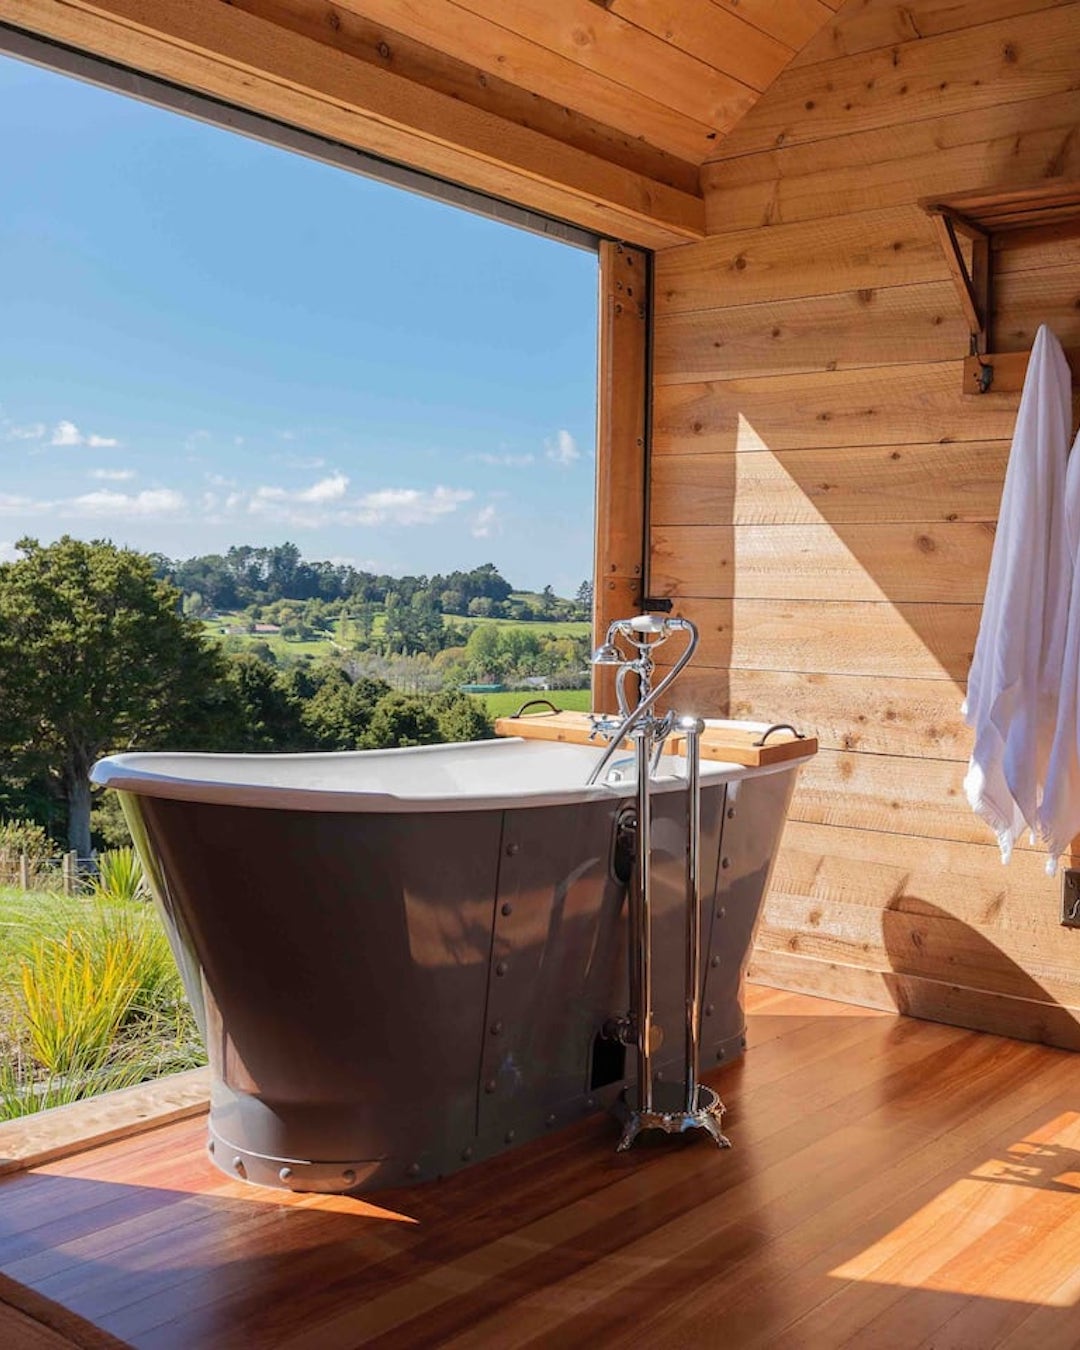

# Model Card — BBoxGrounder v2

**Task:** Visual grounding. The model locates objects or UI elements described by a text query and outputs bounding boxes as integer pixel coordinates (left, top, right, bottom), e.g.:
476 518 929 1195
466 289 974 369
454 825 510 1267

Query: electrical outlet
1062 870 1080 928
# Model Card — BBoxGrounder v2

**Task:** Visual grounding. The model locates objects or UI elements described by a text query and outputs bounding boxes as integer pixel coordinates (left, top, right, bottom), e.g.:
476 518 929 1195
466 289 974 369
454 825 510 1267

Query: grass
479 688 591 718
0 885 205 1120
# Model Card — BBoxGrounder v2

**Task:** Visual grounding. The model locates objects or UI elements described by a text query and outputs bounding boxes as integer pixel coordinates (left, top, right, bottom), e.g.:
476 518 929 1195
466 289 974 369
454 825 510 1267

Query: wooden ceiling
0 0 841 246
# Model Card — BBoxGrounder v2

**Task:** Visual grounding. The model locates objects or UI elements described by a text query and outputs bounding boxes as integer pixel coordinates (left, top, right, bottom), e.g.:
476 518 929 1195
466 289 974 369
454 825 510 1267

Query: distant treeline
152 543 590 621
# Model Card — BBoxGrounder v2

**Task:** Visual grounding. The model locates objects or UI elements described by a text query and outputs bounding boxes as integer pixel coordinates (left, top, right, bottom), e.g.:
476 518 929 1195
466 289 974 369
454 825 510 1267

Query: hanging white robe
963 324 1074 864
1039 421 1080 870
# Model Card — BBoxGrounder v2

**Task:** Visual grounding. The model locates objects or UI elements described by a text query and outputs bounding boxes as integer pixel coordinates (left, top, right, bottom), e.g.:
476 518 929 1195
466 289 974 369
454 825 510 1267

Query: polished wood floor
4 985 1080 1348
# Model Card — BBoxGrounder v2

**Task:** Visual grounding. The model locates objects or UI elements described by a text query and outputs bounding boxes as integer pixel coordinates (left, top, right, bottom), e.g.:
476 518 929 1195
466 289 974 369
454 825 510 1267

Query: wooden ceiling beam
231 0 701 196
0 0 706 247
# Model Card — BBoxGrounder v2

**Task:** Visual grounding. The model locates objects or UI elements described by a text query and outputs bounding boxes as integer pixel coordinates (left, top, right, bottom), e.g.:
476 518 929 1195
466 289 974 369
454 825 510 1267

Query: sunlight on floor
830 1110 1080 1307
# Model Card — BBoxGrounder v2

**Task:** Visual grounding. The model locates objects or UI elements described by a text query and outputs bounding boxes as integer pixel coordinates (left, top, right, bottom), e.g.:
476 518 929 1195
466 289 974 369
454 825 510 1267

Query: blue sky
0 55 598 595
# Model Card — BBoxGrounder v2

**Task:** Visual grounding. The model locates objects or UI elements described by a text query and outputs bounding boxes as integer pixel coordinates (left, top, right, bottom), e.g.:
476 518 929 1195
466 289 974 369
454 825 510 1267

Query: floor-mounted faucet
588 614 729 1154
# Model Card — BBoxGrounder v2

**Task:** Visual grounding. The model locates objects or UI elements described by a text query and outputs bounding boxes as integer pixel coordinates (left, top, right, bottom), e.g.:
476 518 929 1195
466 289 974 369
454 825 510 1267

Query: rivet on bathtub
711 955 720 968
406 1163 421 1179
279 1166 293 1183
501 902 513 917
232 1156 246 1178
705 1003 714 1017
461 1146 474 1161
505 1130 516 1144
545 1113 557 1127
721 856 731 869
716 1048 726 1060
490 1019 503 1035
586 1097 596 1110
495 960 508 976
727 807 736 819
506 843 519 856
484 1078 497 1094
716 906 726 919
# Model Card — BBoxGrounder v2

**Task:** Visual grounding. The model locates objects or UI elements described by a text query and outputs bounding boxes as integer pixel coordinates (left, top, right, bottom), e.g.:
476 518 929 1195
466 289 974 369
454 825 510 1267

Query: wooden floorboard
2 986 1080 1348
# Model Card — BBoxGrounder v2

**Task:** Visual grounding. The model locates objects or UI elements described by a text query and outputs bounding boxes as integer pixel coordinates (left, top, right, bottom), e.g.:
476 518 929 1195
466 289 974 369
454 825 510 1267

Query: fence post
19 852 29 890
63 850 78 895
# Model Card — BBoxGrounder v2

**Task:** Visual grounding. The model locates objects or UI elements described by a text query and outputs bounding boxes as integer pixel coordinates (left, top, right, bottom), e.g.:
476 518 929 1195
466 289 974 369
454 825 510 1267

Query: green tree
364 693 441 748
0 537 226 856
430 690 495 743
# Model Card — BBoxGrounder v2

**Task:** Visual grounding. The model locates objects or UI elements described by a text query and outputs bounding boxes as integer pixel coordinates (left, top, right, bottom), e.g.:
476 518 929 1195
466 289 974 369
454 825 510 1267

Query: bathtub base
614 1082 730 1153
207 1129 383 1193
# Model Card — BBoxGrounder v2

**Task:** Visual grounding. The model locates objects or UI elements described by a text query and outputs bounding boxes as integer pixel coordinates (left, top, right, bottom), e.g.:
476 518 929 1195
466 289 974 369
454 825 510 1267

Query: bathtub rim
90 735 814 814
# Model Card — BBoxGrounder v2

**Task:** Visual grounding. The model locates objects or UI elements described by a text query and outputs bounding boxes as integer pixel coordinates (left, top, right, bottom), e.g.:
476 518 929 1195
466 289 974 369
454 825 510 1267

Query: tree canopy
0 537 226 854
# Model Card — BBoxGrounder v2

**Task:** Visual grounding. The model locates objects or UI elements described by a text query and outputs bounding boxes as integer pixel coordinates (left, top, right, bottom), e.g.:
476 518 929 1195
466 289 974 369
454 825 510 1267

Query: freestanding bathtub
91 731 811 1194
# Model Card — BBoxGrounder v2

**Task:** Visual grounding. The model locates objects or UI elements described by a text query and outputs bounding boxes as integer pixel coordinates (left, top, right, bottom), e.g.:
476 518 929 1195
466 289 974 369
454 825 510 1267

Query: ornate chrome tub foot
614 1083 731 1152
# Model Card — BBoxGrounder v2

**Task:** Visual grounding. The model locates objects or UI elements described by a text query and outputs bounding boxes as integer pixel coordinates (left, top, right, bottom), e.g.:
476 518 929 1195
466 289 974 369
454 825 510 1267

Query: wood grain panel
650 522 993 602
453 0 758 132
653 363 1022 455
789 749 1012 849
710 0 836 52
594 242 647 711
331 0 719 163
653 281 968 383
608 0 795 91
231 0 701 193
711 5 1080 158
748 947 1080 1047
0 0 703 247
773 820 1069 935
655 206 946 314
650 442 1008 525
756 900 1080 1006
792 0 1072 68
993 261 1080 349
703 90 1080 232
667 668 972 758
667 597 979 679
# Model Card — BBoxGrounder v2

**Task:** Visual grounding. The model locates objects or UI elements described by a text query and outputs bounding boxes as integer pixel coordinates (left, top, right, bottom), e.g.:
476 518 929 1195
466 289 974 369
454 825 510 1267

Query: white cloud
468 452 535 467
471 504 500 539
63 488 185 519
247 476 473 529
545 429 580 466
0 487 185 521
50 419 120 449
89 468 136 482
297 473 348 504
4 422 46 442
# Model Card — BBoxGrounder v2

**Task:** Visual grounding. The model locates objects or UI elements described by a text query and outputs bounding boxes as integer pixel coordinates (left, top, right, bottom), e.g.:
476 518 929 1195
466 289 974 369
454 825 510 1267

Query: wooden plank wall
651 0 1080 1048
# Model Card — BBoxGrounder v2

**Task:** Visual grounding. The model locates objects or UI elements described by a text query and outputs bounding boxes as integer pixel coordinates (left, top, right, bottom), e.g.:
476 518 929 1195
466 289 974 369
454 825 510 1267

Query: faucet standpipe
589 617 730 1153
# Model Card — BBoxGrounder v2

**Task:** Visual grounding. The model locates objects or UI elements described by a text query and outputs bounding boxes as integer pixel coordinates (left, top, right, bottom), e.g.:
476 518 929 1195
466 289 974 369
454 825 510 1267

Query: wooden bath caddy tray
493 709 816 768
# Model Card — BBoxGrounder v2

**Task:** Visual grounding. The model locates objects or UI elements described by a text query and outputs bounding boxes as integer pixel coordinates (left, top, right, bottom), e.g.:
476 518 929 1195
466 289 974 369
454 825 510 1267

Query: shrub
91 847 149 905
0 818 53 889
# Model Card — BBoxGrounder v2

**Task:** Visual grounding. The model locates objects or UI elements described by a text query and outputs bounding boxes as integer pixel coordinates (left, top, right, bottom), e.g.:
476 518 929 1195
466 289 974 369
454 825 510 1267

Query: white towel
1039 421 1080 869
963 324 1074 865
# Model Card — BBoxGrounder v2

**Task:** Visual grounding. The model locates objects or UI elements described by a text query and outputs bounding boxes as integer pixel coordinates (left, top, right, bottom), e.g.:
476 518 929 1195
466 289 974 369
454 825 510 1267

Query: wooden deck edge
0 1067 210 1177
750 948 1080 1051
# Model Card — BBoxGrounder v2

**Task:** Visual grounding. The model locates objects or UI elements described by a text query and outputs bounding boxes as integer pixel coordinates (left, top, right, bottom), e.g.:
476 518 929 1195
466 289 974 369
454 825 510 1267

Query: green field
442 615 591 638
478 688 591 718
203 610 590 658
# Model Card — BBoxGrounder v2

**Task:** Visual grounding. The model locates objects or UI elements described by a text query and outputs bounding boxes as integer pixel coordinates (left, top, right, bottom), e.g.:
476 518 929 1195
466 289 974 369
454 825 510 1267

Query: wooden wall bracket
921 179 1080 394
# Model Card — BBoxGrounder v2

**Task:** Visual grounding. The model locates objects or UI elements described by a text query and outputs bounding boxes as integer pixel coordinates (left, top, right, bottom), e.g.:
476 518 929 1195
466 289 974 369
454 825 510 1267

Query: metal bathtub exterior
113 748 799 1194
